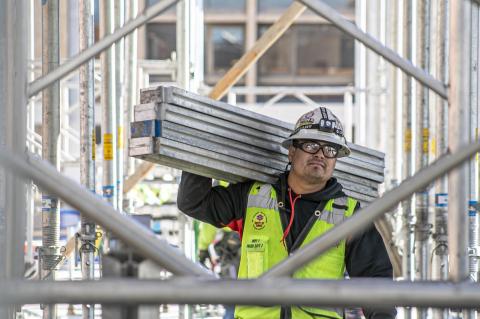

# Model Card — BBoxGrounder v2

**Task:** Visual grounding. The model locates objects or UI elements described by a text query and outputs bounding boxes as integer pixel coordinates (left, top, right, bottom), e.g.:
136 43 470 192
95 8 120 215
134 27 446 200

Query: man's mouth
307 160 326 168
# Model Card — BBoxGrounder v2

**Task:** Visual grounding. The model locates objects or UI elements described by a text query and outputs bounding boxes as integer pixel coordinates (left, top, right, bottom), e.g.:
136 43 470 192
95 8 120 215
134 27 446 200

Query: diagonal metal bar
1 278 480 308
297 0 448 99
261 141 480 278
0 148 213 278
27 0 178 98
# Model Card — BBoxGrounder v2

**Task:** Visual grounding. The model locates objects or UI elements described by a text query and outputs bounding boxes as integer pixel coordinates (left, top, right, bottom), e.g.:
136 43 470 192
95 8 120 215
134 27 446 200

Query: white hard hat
282 107 351 158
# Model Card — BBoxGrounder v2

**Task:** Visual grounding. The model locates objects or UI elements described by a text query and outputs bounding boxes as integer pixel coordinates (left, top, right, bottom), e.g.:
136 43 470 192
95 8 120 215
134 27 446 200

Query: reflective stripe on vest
235 182 357 319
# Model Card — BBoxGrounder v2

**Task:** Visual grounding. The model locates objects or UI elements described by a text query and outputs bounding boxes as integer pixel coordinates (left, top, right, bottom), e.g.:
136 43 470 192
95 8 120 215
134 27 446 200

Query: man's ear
288 145 296 162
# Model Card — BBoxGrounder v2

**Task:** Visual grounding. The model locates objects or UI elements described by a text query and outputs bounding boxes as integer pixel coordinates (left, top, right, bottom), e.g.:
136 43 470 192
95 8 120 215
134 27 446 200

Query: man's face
288 140 337 184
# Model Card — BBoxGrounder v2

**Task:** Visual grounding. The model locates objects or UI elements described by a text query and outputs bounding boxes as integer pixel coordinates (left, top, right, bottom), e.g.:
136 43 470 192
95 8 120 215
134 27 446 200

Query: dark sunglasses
293 140 339 158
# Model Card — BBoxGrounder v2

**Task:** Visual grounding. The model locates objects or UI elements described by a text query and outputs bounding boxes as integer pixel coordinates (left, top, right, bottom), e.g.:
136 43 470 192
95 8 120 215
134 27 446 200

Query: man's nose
313 148 325 158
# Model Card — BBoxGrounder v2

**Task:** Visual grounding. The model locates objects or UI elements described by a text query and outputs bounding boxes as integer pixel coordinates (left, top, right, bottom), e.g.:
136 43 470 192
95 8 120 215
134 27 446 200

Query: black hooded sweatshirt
177 171 396 319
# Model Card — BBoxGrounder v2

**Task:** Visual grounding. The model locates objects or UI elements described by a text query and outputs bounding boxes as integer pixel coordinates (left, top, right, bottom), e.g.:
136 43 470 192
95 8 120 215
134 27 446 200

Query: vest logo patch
252 212 267 230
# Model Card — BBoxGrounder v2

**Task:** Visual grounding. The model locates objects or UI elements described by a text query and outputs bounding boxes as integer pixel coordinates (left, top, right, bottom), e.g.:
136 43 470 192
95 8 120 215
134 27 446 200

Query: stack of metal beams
129 86 384 205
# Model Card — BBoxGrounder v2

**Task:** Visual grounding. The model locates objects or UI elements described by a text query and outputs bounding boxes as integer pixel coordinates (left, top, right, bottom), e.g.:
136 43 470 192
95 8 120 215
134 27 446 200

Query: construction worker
197 221 241 319
197 221 217 267
178 107 395 319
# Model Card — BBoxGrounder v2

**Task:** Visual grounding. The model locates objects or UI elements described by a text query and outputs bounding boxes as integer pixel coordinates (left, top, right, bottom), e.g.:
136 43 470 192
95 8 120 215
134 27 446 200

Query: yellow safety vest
235 182 356 319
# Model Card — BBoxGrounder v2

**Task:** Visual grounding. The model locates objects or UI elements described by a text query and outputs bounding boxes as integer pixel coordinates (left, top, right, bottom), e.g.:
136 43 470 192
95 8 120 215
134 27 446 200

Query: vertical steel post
394 0 404 187
402 1 415 318
115 0 125 212
344 92 353 142
100 0 117 215
79 0 96 317
379 0 387 152
25 0 36 269
177 2 194 317
386 0 399 187
365 0 381 150
448 4 471 318
123 0 138 196
0 0 28 317
177 0 191 91
191 0 204 93
432 1 450 318
41 1 61 318
414 1 431 316
355 0 367 145
414 0 431 281
476 3 480 286
467 4 479 319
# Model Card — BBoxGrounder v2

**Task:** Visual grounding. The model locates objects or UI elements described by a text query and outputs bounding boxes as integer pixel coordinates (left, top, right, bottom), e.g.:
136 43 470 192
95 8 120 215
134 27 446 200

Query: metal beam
0 0 28 317
261 141 480 278
79 0 96 317
297 0 448 99
1 278 480 308
448 0 471 283
0 149 213 278
27 0 178 98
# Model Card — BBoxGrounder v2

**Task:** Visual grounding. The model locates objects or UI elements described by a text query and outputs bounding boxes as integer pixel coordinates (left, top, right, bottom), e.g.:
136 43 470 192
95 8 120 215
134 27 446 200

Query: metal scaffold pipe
402 5 415 319
474 3 480 287
2 278 480 308
467 4 480 319
41 1 61 318
123 0 138 210
414 2 432 318
79 0 96 318
469 0 480 282
432 2 449 319
0 0 28 317
414 0 431 281
0 149 213 278
115 0 125 212
448 0 471 286
100 0 117 214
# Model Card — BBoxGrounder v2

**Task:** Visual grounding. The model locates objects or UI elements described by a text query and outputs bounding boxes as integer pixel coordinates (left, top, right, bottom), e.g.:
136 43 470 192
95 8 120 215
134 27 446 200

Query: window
204 0 245 13
296 25 354 75
146 0 176 14
257 0 291 13
258 0 354 14
257 24 354 85
205 25 245 84
146 23 176 60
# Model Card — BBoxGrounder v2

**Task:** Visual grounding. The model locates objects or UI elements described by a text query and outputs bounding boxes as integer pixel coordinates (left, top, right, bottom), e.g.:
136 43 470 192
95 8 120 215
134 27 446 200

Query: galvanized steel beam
1 278 480 308
0 149 213 278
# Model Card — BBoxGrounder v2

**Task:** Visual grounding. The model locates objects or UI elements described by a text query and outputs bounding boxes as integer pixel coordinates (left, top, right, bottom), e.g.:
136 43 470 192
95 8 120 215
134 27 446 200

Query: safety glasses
293 140 339 158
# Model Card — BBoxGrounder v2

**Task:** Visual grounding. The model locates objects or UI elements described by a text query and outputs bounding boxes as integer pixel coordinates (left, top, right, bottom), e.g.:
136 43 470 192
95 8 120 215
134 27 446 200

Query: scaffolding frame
0 0 478 315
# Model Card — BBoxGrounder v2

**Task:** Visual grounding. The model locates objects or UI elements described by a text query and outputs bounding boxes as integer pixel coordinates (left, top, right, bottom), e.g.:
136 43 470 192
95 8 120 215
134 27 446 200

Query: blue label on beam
435 193 448 207
469 200 478 216
102 185 115 198
130 120 161 138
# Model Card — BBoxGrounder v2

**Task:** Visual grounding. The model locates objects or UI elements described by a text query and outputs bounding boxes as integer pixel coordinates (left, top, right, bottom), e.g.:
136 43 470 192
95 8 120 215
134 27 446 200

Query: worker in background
178 107 395 319
198 220 241 319
197 222 217 267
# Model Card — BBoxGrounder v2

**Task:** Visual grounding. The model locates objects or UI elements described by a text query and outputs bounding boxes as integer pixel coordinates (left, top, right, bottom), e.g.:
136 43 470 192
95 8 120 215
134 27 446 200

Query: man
178 107 395 319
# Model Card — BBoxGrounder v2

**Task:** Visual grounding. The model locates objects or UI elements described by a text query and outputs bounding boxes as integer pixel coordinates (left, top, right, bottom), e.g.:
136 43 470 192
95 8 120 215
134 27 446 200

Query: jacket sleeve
177 171 252 228
345 203 397 319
